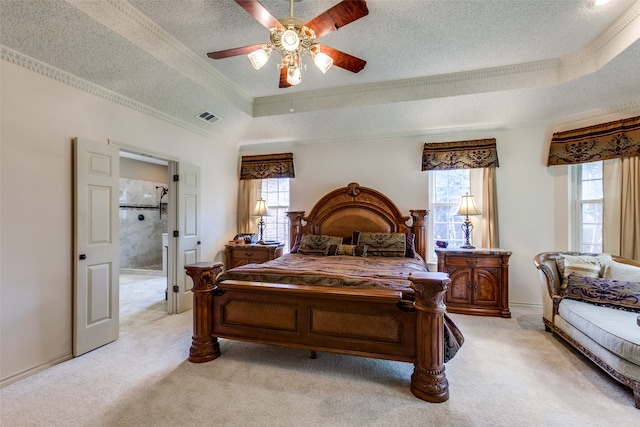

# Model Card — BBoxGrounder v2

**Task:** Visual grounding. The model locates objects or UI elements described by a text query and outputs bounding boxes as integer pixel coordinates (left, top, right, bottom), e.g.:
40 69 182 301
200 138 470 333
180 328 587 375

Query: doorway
74 138 200 356
118 151 171 332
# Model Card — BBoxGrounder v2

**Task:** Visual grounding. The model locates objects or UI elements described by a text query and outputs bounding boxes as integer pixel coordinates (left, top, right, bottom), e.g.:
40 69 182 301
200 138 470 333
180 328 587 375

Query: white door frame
114 143 180 314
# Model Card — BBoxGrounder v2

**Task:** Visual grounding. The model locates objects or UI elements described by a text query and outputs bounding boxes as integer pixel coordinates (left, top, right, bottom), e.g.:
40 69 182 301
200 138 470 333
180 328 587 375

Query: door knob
79 254 87 260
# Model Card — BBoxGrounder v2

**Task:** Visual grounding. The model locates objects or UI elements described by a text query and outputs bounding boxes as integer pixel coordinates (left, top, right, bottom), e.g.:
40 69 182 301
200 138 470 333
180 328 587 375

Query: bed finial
347 182 361 198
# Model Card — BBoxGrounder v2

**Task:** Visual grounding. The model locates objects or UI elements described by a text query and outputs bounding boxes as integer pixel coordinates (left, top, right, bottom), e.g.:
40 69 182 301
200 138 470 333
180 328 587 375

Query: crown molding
64 0 253 116
1 46 232 146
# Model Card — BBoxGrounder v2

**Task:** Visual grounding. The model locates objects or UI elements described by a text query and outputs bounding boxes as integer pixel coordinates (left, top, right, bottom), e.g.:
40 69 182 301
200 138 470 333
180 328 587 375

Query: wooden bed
185 182 459 402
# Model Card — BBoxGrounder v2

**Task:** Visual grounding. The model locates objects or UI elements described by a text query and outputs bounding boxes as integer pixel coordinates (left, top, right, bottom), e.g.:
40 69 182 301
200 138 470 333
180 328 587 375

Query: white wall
0 60 237 384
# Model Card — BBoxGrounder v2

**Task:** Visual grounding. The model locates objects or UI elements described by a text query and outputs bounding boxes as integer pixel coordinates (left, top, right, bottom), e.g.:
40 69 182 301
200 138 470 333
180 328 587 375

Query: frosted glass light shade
286 66 301 86
281 29 300 51
313 52 333 74
248 48 270 70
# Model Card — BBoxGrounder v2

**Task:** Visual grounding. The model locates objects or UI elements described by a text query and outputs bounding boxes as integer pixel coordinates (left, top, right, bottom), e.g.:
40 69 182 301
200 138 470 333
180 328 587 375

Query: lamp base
257 217 266 245
460 219 474 250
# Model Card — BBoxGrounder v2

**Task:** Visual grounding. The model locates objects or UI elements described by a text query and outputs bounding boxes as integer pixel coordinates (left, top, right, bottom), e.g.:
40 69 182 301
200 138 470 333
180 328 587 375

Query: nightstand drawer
233 250 270 265
225 243 284 269
444 255 501 268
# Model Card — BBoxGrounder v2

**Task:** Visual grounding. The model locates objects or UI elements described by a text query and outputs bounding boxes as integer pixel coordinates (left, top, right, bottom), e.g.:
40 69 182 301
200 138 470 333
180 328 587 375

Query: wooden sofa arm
533 257 560 298
552 295 563 316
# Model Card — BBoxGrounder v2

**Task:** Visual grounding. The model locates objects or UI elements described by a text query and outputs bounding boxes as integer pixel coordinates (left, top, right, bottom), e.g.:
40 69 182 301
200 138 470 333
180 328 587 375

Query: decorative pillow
556 253 611 289
355 244 368 257
327 244 355 256
603 260 640 282
564 273 640 313
326 244 368 257
355 232 406 257
352 231 416 258
297 234 343 255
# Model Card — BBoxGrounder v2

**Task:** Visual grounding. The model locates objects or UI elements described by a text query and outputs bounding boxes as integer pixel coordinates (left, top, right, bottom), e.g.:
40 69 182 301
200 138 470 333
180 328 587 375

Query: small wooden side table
435 248 512 318
225 243 284 269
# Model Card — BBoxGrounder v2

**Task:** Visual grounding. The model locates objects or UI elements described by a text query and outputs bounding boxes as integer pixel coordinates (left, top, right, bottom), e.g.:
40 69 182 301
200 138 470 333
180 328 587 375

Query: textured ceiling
1 0 640 148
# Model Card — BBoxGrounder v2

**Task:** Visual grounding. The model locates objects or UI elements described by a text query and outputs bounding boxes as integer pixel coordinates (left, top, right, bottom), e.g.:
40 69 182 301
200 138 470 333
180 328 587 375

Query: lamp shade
248 48 270 70
313 52 333 73
254 199 268 216
455 194 481 216
286 66 301 86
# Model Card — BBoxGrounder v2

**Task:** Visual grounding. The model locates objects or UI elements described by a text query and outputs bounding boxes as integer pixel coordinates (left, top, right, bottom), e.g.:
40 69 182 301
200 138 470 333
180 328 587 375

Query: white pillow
560 254 611 289
603 260 640 282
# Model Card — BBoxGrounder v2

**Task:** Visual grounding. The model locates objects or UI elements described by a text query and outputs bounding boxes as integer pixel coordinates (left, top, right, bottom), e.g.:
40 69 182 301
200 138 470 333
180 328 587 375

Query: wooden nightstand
225 243 284 269
435 248 512 318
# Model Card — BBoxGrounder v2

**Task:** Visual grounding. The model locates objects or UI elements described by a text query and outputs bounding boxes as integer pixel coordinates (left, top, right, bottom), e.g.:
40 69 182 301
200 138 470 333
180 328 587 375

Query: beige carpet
1 305 637 426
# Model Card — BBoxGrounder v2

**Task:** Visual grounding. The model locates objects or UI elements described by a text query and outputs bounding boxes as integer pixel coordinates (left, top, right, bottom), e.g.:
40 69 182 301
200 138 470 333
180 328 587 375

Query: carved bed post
287 211 305 251
185 262 223 363
410 209 428 261
409 272 450 403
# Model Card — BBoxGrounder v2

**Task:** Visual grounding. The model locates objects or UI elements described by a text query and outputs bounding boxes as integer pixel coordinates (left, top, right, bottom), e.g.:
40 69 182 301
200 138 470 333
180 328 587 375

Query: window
260 178 290 249
429 169 471 259
572 161 603 253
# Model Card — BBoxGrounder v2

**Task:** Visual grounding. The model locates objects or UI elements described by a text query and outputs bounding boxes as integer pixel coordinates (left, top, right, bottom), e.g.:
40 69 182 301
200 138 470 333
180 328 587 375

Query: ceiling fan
207 0 368 88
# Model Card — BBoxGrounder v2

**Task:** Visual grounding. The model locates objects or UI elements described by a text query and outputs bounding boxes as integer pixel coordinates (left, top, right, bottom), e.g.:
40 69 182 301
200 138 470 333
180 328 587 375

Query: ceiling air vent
196 111 221 125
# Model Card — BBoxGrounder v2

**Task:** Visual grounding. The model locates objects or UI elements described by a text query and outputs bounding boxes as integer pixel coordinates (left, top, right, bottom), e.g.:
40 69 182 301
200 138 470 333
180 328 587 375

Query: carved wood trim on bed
186 263 451 403
287 182 428 260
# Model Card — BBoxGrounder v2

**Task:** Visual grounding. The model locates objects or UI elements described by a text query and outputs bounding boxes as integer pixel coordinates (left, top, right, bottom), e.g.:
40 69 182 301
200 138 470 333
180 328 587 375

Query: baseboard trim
0 352 73 388
509 302 543 309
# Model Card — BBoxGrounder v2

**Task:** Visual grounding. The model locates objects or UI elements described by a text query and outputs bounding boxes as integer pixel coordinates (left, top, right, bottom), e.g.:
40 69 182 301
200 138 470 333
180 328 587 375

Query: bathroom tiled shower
119 178 168 272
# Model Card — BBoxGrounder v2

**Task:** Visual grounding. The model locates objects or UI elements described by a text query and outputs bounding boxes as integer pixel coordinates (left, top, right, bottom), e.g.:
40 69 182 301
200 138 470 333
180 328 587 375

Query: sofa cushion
604 260 640 282
565 273 640 313
558 298 640 365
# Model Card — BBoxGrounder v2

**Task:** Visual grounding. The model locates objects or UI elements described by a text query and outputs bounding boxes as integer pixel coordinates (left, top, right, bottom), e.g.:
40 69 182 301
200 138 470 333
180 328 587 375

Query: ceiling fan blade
207 44 265 59
319 45 366 73
235 0 284 30
304 0 369 39
279 67 291 88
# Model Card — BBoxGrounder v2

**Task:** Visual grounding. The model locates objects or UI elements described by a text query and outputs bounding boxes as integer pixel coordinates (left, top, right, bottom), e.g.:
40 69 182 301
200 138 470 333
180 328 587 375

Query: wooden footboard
185 263 451 403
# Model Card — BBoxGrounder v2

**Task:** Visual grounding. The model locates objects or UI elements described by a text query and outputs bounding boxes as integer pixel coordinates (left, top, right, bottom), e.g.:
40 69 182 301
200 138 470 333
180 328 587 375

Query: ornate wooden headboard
287 182 428 260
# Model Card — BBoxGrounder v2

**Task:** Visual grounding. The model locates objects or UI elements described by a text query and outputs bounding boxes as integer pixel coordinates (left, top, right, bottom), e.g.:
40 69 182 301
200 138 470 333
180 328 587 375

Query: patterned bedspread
217 253 429 295
217 253 464 362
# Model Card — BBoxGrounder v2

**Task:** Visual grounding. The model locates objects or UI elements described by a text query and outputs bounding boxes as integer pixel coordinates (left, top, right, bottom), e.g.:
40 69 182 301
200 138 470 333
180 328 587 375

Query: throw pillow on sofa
556 253 612 289
564 273 640 313
603 260 640 282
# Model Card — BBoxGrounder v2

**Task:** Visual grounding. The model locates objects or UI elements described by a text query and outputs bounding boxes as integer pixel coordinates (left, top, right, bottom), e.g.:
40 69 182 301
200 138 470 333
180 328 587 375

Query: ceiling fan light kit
208 0 368 88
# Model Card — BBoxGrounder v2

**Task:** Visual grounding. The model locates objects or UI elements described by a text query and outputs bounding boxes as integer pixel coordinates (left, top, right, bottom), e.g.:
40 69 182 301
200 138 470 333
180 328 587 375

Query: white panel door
73 138 120 356
174 163 201 313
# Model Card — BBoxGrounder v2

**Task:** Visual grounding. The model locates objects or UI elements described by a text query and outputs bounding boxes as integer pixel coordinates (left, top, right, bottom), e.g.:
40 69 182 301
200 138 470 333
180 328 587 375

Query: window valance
240 153 295 180
421 139 499 171
548 115 640 166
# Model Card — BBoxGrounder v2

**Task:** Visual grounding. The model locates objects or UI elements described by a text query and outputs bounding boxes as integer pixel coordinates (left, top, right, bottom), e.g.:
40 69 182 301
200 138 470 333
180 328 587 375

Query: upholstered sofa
533 252 640 408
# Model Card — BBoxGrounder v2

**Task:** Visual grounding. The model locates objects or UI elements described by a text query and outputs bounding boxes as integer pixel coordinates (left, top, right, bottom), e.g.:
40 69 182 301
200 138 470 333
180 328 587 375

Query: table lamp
455 193 481 249
254 199 269 244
